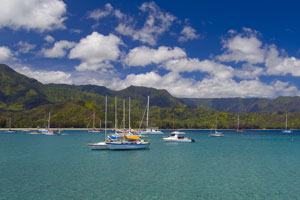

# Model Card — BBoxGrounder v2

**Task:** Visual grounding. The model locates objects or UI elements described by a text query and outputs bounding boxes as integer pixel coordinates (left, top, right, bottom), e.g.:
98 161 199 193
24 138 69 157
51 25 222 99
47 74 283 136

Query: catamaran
140 96 163 135
209 117 224 137
41 112 61 135
88 96 109 150
282 114 292 133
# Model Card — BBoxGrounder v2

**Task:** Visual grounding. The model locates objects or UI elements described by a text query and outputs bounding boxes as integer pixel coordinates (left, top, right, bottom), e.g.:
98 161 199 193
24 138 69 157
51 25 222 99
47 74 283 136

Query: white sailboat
236 114 244 133
140 96 163 135
88 113 101 133
209 117 224 137
282 114 292 133
6 117 15 133
41 112 61 135
88 96 109 150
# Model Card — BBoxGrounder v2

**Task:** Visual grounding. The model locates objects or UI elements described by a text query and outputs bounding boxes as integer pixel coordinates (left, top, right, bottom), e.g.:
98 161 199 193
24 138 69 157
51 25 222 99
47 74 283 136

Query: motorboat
106 135 150 150
163 131 195 143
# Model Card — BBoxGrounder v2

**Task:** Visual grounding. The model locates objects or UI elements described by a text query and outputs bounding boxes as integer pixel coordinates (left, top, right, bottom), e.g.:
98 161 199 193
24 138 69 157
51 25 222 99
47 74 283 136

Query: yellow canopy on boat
124 136 141 140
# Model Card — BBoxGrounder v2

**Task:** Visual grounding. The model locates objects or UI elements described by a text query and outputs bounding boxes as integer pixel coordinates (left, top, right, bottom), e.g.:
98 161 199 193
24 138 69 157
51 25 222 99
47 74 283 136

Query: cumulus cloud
16 41 36 54
217 33 265 64
87 3 113 20
179 26 200 42
69 32 122 71
125 46 186 66
115 1 176 45
0 0 67 32
0 46 12 62
15 66 72 84
44 35 55 43
42 40 76 58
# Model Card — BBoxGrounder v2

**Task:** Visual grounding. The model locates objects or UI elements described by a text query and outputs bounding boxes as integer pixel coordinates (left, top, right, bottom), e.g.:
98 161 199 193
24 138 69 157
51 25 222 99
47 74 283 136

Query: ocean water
1 130 300 200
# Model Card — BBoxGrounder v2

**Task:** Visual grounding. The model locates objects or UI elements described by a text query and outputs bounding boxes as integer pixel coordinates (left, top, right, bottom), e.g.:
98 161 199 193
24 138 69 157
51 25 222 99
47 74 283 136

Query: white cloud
44 35 55 43
14 66 72 84
0 0 67 32
265 45 300 76
69 32 122 71
164 58 234 79
16 41 36 54
125 46 186 67
42 40 76 58
115 1 176 45
87 71 299 98
179 26 200 42
0 46 12 62
217 31 265 64
87 3 113 21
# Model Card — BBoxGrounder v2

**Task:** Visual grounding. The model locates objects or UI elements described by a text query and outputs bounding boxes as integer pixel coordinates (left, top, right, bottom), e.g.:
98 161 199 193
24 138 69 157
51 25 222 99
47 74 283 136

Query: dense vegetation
1 64 300 129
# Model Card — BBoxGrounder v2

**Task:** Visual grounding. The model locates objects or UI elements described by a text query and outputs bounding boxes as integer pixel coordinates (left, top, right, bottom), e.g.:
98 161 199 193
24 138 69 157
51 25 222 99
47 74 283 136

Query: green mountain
180 97 300 113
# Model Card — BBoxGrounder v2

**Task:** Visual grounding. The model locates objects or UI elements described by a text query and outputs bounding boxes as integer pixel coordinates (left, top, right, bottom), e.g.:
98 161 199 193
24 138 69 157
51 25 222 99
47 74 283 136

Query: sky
1 0 300 98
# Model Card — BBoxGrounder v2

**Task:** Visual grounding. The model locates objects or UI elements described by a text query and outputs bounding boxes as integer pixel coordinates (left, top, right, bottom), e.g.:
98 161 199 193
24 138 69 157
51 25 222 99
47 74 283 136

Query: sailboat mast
115 97 117 131
9 117 11 129
285 114 288 130
129 97 131 131
48 112 51 129
237 114 240 130
146 96 149 127
92 113 95 129
123 99 125 129
105 96 107 138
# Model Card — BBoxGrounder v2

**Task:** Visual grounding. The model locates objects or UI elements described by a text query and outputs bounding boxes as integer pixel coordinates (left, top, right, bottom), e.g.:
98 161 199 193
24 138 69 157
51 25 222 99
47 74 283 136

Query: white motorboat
209 117 224 137
282 114 292 133
163 131 195 143
106 135 150 150
41 112 61 135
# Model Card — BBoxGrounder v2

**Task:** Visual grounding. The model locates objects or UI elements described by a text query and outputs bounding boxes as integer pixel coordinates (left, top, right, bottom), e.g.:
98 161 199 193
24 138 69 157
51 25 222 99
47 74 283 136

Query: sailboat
236 114 244 133
41 112 61 135
88 96 110 150
140 96 163 135
6 117 15 133
88 113 101 133
282 114 292 133
112 97 125 137
209 117 224 137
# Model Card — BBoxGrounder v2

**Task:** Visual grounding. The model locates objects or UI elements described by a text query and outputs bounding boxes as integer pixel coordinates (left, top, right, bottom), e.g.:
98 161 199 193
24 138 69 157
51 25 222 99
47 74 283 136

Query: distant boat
88 113 102 133
209 117 224 137
41 112 61 135
88 96 109 150
163 131 195 143
6 117 15 133
140 96 163 135
236 114 244 133
282 114 292 133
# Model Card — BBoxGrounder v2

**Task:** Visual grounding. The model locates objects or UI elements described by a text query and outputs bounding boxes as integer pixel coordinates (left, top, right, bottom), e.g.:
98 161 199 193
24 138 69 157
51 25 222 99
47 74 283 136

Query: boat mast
129 97 131 131
237 114 240 130
48 112 51 129
215 117 218 133
146 96 149 128
115 96 117 132
92 113 95 129
105 96 107 138
9 117 11 129
123 99 125 129
285 114 288 130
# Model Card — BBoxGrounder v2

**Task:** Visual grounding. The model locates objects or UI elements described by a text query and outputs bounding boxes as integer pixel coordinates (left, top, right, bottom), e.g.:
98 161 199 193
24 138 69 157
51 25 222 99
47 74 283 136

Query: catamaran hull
106 143 150 150
88 142 108 150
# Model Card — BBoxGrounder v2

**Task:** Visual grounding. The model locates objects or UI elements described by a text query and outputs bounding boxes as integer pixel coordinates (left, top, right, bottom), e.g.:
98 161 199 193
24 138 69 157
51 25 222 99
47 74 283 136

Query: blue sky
1 0 300 98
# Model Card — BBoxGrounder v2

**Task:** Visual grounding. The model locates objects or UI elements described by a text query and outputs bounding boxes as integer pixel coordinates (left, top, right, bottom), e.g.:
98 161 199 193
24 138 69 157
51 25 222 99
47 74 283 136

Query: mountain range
1 63 300 129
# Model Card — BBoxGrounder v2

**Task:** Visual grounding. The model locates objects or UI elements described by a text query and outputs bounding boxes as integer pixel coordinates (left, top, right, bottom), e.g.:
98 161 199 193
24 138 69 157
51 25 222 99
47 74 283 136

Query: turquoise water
1 130 300 200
